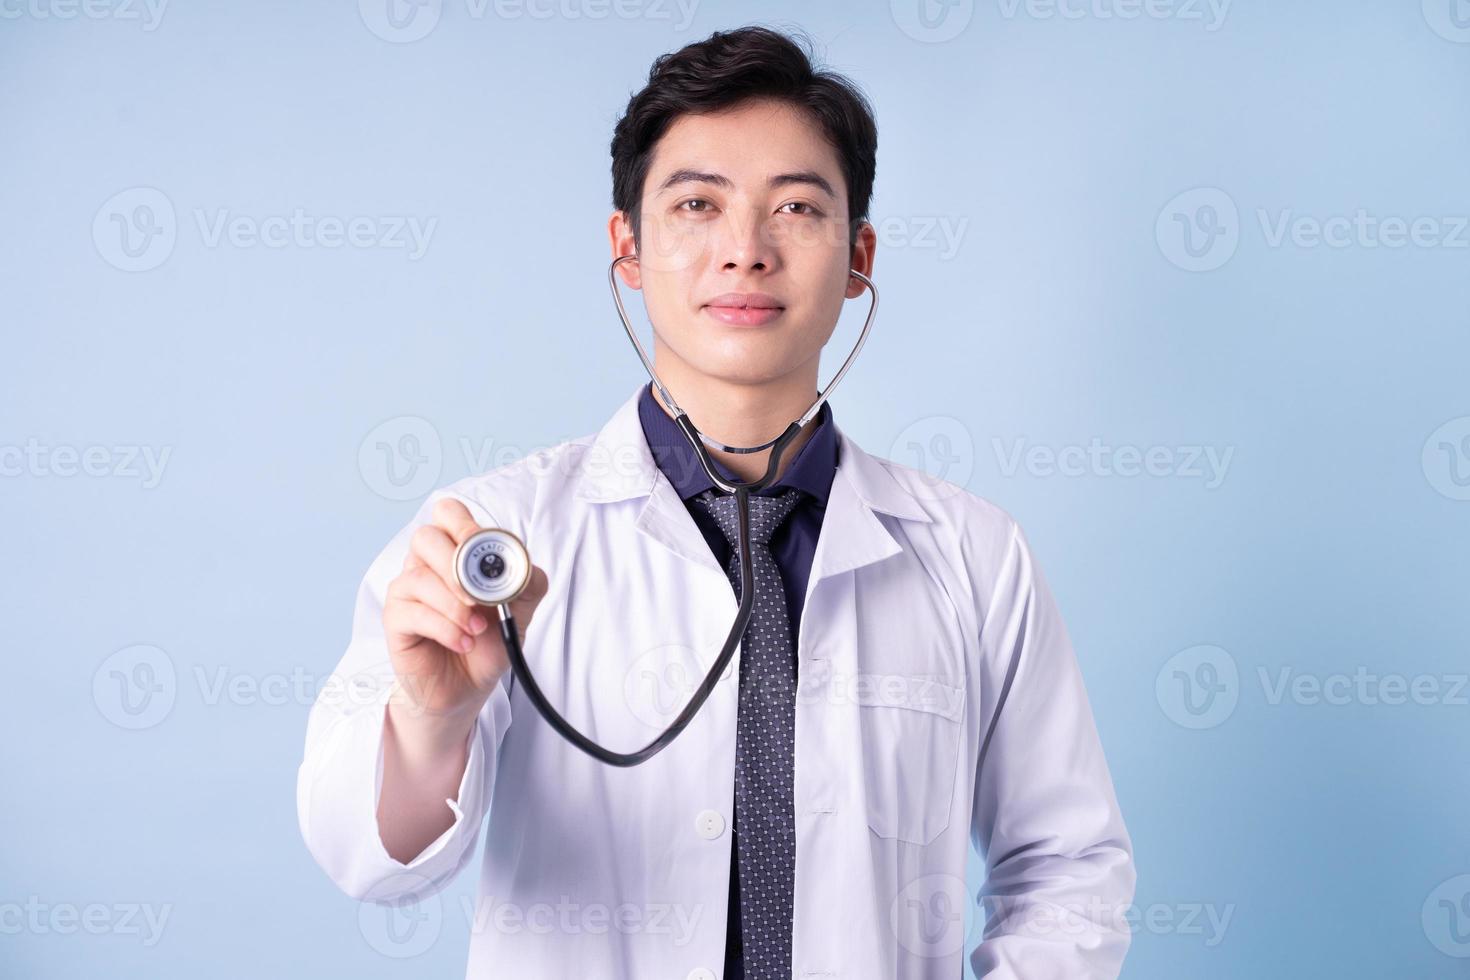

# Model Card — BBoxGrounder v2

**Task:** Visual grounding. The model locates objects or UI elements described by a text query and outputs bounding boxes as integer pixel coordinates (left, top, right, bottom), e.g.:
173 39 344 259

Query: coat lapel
572 384 936 582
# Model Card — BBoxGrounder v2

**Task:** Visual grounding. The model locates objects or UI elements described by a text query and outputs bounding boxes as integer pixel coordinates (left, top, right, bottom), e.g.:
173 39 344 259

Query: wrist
386 683 482 756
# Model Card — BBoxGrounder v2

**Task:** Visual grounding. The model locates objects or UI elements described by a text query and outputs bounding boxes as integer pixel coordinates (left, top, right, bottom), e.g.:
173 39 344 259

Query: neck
646 352 821 485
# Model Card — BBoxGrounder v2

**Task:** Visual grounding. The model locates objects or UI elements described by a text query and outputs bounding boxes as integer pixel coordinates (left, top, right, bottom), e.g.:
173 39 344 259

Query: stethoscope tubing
489 254 878 767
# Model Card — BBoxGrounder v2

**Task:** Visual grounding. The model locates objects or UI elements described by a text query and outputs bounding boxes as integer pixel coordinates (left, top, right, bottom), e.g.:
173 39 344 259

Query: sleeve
968 518 1137 979
295 487 516 902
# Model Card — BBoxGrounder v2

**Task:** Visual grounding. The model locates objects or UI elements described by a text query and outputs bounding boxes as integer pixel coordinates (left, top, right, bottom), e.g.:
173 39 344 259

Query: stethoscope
452 253 878 767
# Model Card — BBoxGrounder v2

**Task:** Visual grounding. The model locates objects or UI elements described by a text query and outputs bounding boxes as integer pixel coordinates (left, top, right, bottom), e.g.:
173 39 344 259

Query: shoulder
855 444 1045 615
857 443 1021 552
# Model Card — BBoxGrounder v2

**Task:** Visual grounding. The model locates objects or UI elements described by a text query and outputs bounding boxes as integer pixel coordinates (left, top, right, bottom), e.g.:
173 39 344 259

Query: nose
714 205 779 274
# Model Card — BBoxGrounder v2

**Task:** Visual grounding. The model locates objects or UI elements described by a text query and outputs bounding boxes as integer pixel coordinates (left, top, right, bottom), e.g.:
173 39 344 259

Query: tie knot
694 487 804 548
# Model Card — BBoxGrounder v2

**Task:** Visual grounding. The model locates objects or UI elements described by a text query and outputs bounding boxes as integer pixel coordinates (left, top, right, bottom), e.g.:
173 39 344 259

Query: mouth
702 292 786 327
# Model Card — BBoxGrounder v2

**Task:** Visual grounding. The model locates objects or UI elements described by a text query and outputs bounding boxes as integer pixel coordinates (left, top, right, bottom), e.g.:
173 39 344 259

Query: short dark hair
610 25 878 256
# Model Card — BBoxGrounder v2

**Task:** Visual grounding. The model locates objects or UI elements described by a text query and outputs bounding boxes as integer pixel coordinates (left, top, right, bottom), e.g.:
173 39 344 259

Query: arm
295 489 515 902
969 519 1137 979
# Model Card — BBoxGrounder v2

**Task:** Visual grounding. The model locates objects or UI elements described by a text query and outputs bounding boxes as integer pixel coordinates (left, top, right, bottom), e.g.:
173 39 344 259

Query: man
297 26 1136 979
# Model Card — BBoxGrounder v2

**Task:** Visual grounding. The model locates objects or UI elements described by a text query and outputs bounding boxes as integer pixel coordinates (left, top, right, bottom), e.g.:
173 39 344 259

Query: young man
298 26 1136 980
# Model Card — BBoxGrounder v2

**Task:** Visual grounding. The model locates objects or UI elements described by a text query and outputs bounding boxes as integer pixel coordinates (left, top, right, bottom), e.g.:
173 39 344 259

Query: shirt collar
636 381 839 504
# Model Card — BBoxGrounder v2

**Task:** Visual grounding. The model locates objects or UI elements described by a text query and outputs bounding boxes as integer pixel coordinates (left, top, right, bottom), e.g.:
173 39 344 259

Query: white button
694 809 726 840
686 969 716 980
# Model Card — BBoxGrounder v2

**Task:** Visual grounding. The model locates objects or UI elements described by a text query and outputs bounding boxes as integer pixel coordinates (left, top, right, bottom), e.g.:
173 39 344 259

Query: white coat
296 383 1136 979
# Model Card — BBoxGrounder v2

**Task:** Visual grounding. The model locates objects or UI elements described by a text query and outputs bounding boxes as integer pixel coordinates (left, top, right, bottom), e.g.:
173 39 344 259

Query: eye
677 198 714 213
779 201 822 217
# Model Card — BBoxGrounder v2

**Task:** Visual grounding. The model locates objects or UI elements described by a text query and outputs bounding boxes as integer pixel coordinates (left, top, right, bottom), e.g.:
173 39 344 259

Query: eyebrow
656 168 837 200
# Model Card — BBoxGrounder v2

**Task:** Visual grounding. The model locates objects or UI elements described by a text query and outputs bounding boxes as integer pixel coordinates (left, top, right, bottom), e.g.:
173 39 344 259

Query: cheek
638 215 711 278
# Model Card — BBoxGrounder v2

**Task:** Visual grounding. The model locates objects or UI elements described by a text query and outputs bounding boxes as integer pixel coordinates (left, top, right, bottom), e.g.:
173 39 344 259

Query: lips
704 292 783 310
702 292 785 327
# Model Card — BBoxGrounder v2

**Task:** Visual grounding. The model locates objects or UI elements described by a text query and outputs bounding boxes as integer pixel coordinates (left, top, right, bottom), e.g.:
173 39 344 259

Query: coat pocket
853 674 967 845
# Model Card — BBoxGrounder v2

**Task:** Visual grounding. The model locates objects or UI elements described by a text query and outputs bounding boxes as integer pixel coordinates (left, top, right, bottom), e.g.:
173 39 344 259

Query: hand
382 496 548 720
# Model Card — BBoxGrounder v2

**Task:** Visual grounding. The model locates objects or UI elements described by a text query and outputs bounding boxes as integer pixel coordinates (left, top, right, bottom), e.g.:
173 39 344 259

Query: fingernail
460 635 474 653
469 613 488 633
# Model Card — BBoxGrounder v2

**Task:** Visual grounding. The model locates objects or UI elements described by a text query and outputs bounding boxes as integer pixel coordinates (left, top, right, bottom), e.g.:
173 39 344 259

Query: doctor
297 25 1135 980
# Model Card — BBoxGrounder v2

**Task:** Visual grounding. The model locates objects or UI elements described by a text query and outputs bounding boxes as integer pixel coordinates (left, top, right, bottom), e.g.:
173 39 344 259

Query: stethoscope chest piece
453 528 532 605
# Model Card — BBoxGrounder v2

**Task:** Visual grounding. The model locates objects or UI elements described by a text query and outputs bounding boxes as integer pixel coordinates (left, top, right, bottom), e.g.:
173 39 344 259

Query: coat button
686 969 716 980
694 809 726 840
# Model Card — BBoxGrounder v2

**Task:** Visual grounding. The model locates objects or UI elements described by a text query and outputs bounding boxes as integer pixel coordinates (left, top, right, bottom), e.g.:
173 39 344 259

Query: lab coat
296 383 1136 979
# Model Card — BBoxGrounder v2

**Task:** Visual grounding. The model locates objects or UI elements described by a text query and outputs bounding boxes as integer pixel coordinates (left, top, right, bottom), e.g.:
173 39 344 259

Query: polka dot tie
693 487 803 980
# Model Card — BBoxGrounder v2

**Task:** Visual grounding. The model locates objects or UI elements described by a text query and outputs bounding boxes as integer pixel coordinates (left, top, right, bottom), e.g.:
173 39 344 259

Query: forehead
645 98 843 190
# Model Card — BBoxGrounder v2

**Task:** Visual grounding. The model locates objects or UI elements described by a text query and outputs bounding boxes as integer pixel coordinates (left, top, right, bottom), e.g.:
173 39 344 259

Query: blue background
3 1 1469 976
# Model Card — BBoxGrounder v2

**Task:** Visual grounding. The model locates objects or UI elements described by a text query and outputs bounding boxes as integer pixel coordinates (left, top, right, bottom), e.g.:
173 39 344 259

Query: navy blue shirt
636 381 838 979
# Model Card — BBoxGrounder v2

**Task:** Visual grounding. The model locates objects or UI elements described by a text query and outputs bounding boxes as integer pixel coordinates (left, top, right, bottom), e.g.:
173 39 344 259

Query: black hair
610 25 878 256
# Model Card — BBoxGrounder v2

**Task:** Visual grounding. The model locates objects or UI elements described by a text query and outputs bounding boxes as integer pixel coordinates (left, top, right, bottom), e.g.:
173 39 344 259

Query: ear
845 220 877 299
607 211 642 290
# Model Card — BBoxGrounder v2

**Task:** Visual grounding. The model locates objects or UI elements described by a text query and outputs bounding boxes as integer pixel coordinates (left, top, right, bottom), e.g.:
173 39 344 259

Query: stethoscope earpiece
453 528 532 605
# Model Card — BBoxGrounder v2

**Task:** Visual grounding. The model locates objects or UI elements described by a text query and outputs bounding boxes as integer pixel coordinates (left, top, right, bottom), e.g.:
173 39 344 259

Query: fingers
385 583 479 654
408 508 485 607
391 566 489 639
431 496 483 546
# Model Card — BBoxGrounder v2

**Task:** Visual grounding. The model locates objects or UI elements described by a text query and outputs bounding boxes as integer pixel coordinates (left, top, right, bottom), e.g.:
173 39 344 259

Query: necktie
693 487 804 980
